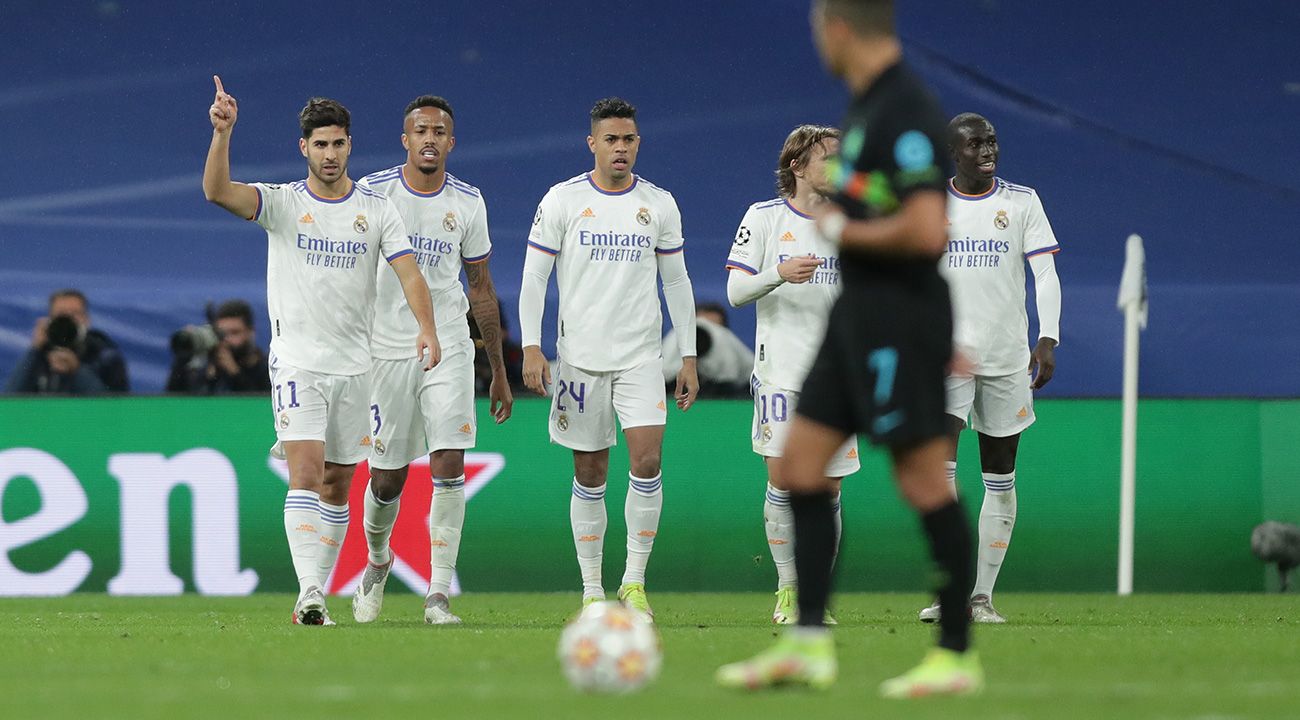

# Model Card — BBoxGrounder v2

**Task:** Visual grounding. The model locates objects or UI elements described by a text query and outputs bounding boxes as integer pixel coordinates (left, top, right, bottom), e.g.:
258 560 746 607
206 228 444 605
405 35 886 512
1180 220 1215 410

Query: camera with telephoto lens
170 303 221 365
44 315 82 353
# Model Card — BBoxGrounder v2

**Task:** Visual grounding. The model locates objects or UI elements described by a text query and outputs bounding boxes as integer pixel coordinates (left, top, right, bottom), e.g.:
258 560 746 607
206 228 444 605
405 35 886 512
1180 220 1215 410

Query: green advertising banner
0 398 1293 595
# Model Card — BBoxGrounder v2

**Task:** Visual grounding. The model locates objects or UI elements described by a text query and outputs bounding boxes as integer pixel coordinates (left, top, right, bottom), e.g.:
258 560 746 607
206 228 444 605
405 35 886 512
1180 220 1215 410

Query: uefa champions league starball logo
735 226 751 245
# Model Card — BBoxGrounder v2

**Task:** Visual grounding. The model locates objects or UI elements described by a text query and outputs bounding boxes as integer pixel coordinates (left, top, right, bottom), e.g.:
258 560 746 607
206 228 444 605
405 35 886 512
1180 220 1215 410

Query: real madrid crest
761 425 773 442
374 439 386 456
993 210 1009 230
443 212 457 232
636 207 651 226
279 413 290 429
557 413 569 431
354 214 369 233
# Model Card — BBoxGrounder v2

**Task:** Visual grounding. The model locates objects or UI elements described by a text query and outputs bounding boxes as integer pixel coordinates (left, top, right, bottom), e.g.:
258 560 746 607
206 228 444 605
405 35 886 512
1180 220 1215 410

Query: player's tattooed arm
465 259 513 423
202 75 260 220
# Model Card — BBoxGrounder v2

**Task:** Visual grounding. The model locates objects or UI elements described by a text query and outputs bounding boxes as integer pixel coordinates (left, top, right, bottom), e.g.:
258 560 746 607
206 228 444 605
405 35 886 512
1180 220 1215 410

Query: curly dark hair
590 97 637 128
299 97 351 138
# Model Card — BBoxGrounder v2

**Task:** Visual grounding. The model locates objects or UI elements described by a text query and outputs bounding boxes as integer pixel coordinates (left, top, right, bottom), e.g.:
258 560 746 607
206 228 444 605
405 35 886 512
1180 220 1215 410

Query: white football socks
283 489 322 595
316 499 349 589
428 475 466 597
765 484 842 589
571 479 607 600
764 483 796 589
974 471 1017 599
363 480 400 567
622 472 663 587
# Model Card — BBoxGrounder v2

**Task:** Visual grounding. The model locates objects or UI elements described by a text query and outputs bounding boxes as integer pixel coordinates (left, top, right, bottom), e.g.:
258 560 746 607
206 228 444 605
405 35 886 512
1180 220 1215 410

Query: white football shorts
268 356 371 465
368 341 476 470
549 357 667 452
751 375 860 478
945 371 1036 437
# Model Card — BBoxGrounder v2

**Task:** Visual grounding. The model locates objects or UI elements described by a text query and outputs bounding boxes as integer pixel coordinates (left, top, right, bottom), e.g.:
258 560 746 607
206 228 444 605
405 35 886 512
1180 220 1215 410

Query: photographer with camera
5 289 130 395
166 300 270 394
661 302 754 398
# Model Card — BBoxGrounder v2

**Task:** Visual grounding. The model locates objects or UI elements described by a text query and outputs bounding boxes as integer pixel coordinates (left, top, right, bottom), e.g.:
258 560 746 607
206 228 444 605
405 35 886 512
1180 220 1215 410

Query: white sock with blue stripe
571 479 607 600
764 483 796 588
428 475 466 598
622 472 663 586
283 489 322 595
974 471 1017 599
316 499 350 590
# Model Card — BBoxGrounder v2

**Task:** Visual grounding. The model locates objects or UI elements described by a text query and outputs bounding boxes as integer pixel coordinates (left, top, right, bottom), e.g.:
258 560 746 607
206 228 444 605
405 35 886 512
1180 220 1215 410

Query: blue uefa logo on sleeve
894 130 934 171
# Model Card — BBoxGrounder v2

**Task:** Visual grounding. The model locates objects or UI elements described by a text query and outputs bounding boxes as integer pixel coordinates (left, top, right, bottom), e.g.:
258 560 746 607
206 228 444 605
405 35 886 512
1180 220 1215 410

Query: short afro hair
404 95 455 120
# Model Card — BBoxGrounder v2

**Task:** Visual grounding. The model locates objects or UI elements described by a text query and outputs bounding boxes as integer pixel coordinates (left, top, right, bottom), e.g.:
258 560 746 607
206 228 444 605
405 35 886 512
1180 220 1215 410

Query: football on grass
557 601 662 693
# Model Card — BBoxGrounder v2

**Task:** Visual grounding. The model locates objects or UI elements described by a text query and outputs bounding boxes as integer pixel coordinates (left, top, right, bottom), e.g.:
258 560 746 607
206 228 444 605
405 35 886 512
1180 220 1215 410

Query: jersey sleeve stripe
654 246 684 255
726 260 759 275
386 248 414 262
365 172 400 185
248 185 263 222
1024 244 1060 258
527 240 559 256
463 249 492 264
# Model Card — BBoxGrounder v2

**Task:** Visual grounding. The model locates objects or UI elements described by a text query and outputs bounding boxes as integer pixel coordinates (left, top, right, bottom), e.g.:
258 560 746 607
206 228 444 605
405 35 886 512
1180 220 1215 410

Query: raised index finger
213 75 225 95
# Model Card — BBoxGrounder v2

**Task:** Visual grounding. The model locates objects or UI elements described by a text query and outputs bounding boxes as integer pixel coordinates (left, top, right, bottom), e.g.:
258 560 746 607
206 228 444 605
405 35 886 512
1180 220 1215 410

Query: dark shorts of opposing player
797 280 952 449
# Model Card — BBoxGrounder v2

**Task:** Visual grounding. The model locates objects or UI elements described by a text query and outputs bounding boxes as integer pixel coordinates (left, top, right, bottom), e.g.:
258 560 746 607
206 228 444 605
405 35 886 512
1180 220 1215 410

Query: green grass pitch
2 593 1296 719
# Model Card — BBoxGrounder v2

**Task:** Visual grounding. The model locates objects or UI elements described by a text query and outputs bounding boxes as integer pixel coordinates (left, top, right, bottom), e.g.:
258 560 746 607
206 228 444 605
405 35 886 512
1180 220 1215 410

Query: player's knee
429 449 465 478
572 452 609 488
287 464 324 491
630 451 661 479
777 456 828 493
980 449 1016 475
369 467 407 501
897 476 952 513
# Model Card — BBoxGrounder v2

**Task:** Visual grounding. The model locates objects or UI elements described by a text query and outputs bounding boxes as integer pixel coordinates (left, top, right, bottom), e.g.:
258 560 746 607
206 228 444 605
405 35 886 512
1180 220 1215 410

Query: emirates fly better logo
267 453 505 595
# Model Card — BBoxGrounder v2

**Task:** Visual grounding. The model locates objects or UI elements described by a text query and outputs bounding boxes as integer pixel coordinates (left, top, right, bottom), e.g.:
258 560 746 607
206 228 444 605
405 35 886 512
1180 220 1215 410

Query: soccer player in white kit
725 125 860 624
919 112 1061 624
202 77 440 626
519 98 700 618
351 96 514 626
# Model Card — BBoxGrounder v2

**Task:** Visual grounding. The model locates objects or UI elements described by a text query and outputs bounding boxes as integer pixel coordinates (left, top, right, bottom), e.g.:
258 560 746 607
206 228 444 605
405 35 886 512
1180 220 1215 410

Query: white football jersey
528 173 685 372
725 198 844 391
361 167 492 359
942 177 1060 376
251 180 413 375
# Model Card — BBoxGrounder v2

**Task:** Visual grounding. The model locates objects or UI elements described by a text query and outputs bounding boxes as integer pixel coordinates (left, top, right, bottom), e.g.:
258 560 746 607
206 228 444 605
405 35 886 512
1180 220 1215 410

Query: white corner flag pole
1116 234 1148 596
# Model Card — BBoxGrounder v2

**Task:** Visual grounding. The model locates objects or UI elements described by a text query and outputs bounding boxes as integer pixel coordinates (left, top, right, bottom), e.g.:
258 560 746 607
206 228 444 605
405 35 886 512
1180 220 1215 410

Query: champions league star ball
557 601 662 693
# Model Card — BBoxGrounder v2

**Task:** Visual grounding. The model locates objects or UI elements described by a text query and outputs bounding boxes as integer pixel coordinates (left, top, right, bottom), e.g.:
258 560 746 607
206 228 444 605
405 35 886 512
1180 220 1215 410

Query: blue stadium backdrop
1 0 1297 396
